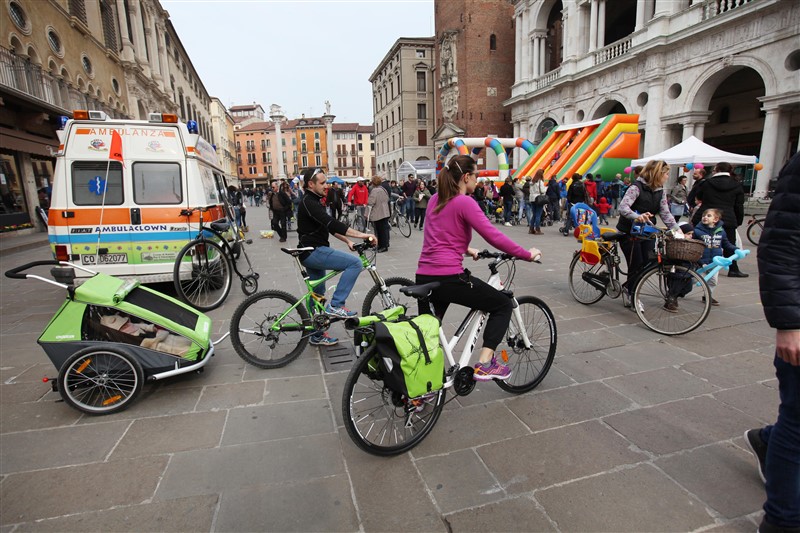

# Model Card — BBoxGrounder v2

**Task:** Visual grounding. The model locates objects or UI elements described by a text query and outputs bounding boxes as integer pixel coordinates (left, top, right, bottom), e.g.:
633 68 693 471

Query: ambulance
49 110 234 282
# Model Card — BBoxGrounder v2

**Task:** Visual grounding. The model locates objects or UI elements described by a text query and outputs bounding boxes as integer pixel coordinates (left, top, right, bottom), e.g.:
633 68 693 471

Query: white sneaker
504 222 512 227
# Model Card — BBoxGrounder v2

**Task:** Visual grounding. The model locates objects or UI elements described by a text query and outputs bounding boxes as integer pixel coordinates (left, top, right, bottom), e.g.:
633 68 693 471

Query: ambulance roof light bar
72 110 108 121
148 113 178 124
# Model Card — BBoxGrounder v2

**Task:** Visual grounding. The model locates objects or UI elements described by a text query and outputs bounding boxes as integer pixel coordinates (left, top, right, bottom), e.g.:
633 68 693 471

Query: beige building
0 0 217 233
332 123 375 178
370 37 436 181
210 97 236 175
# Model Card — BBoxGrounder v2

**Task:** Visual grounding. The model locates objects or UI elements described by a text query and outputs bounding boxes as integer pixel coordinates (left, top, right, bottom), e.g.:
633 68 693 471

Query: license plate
81 253 128 265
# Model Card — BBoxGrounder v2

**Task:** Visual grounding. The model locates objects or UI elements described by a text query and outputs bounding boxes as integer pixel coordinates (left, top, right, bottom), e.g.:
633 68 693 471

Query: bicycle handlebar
352 237 376 254
476 250 542 264
179 206 215 217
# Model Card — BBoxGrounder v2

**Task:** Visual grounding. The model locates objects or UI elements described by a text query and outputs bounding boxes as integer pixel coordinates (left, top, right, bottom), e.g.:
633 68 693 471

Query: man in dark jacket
546 176 561 222
297 168 375 345
743 153 800 533
691 162 747 276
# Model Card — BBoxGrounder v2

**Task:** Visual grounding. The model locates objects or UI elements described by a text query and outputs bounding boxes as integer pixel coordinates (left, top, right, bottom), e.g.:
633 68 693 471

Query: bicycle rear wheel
746 218 764 246
173 239 232 311
230 290 311 368
633 264 711 336
343 345 445 456
361 277 414 316
568 252 609 305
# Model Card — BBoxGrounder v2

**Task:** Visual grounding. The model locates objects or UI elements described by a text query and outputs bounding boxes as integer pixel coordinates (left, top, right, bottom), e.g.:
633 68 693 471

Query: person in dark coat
546 176 561 222
743 152 800 533
691 162 747 276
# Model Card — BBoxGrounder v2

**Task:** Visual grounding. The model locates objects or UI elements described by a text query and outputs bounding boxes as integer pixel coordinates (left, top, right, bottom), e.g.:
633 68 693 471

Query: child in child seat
692 208 739 306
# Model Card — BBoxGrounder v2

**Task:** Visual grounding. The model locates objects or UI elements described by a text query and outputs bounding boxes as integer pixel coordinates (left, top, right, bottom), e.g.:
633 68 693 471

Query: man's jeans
403 197 415 220
301 246 362 309
760 354 800 528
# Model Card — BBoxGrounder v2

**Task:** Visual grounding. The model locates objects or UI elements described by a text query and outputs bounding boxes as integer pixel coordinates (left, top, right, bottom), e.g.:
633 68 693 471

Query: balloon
624 166 632 174
755 157 760 163
695 163 704 169
754 163 764 171
684 163 694 170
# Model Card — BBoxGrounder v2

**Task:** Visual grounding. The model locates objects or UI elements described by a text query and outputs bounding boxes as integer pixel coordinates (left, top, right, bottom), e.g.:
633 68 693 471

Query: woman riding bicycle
415 154 540 381
617 159 682 304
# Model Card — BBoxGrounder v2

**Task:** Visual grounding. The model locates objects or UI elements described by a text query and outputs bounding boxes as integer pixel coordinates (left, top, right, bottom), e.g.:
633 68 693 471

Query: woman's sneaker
473 357 512 381
310 332 338 346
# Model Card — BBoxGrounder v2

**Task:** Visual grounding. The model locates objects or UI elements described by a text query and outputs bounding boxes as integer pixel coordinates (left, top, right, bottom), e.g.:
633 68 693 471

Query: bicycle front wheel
395 215 412 238
568 252 609 305
633 264 711 336
361 277 414 317
173 239 233 311
230 290 311 368
496 296 557 394
342 345 446 456
747 218 764 246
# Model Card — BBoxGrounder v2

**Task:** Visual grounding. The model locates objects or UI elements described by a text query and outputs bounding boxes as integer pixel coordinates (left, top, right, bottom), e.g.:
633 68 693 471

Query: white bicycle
342 250 557 456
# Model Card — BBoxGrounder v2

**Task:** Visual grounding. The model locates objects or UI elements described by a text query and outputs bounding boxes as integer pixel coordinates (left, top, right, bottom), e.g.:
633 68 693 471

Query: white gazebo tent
631 136 757 167
397 160 437 181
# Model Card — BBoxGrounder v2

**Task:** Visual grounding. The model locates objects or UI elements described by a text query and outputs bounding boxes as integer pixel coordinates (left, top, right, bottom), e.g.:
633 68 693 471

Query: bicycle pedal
245 239 253 245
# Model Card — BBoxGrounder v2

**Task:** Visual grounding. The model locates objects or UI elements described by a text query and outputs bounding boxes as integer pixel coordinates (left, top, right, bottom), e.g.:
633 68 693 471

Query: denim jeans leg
301 257 327 298
533 204 543 228
762 354 800 528
301 246 362 308
504 200 513 222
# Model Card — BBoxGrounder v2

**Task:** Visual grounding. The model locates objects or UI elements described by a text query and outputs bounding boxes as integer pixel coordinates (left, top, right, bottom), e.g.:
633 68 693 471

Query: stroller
5 261 227 415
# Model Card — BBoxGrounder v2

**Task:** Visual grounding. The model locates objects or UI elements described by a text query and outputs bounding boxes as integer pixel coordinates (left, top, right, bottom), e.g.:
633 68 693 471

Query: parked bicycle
568 224 714 335
229 239 412 369
387 198 412 238
342 249 557 456
173 206 259 312
746 215 765 246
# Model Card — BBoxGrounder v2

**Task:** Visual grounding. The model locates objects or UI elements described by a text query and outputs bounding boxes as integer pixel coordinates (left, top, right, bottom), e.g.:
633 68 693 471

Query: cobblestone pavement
0 207 773 532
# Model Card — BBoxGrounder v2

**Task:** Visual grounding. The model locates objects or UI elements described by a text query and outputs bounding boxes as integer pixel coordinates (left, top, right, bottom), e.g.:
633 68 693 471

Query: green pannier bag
373 314 444 399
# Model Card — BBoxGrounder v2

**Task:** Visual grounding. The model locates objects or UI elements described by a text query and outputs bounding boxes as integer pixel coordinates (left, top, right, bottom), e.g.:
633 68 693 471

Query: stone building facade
0 0 219 233
432 0 516 162
507 0 799 194
210 97 236 176
369 37 436 181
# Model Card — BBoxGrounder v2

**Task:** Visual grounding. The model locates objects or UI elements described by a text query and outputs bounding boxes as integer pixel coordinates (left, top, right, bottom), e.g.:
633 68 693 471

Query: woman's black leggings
415 271 512 351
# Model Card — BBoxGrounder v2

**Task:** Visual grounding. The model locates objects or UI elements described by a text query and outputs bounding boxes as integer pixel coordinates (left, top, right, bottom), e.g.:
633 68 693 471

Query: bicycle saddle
210 220 230 232
281 247 314 257
400 282 441 299
600 231 626 242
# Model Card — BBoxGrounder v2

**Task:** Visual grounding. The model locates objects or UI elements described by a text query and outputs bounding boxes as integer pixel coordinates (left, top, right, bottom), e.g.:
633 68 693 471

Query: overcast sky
163 0 435 125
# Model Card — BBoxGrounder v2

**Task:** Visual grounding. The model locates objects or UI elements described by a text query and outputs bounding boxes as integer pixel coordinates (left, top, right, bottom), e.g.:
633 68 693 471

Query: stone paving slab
0 223 775 531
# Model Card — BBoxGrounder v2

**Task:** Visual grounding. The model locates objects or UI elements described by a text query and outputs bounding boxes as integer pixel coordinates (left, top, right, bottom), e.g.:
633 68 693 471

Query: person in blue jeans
297 167 376 346
743 153 800 533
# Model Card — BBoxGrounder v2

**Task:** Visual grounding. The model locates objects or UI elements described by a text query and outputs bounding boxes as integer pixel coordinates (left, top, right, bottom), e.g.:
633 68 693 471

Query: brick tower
433 0 515 162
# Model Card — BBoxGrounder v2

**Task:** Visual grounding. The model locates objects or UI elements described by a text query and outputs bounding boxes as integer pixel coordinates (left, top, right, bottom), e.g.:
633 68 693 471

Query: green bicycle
229 240 413 368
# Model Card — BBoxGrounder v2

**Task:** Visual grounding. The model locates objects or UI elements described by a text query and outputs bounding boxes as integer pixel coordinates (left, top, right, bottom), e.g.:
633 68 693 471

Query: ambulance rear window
133 162 183 204
71 161 124 205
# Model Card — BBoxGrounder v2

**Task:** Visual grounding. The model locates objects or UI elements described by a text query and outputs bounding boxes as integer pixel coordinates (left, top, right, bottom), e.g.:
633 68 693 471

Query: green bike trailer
5 260 223 415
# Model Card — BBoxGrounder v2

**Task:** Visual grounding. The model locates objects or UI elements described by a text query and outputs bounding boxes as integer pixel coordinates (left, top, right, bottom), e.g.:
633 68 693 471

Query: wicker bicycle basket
665 238 705 262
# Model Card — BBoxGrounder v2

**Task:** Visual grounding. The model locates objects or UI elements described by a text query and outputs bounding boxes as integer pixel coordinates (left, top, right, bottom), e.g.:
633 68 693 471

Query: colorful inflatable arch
436 137 536 180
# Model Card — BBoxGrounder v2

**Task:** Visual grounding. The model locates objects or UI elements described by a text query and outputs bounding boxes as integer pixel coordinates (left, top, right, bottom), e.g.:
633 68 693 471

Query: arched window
489 34 497 51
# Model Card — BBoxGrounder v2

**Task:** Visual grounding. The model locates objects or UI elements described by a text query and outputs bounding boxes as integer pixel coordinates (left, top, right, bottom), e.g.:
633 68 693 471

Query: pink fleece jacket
416 193 531 276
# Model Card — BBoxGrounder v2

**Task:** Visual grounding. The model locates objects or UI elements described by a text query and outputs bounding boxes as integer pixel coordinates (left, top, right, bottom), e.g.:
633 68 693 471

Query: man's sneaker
702 296 720 306
324 304 357 318
504 222 512 227
663 297 679 313
309 333 339 346
473 357 512 381
744 428 767 483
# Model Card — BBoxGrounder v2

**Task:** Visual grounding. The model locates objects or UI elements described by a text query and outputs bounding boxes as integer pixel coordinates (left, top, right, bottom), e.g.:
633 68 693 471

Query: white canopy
398 160 437 178
631 136 757 167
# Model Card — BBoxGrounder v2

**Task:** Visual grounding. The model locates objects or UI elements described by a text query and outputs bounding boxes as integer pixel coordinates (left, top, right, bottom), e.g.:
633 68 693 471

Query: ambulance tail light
55 245 69 261
148 113 179 124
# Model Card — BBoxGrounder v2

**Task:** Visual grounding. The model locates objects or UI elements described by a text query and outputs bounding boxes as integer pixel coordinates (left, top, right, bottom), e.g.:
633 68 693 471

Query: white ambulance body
49 110 231 282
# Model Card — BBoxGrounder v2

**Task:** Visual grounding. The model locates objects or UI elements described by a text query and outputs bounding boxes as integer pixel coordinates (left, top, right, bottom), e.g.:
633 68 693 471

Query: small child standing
595 196 611 224
693 208 738 305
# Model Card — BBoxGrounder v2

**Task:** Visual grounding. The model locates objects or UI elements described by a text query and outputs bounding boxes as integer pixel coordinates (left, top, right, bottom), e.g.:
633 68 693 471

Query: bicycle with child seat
342 250 557 456
568 224 718 335
229 239 413 369
172 206 259 312
746 215 765 246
